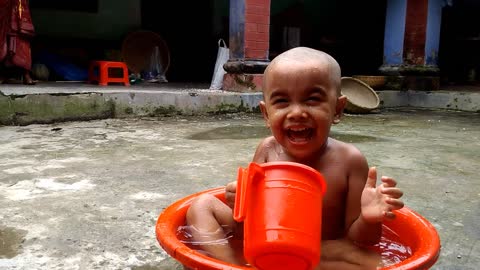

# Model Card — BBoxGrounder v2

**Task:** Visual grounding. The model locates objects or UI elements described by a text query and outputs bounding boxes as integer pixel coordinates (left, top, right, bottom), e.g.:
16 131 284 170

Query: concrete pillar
223 0 271 92
380 0 448 90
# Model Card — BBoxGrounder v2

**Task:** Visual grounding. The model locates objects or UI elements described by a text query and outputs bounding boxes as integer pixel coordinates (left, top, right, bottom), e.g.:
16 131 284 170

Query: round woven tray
341 77 380 114
121 30 170 75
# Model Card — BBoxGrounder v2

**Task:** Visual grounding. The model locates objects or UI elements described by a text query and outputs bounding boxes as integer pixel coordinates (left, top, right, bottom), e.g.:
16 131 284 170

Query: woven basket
341 77 380 114
352 75 386 90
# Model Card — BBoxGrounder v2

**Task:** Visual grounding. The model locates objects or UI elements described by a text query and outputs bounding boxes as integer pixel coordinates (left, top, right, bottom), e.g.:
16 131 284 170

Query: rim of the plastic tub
381 207 441 270
155 187 441 270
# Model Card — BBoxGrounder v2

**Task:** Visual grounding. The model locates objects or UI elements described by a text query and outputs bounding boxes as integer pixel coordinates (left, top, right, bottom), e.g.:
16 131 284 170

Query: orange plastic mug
233 162 327 270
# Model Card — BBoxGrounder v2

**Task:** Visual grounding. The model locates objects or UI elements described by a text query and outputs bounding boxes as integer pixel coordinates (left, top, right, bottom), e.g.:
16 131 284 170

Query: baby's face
261 61 341 159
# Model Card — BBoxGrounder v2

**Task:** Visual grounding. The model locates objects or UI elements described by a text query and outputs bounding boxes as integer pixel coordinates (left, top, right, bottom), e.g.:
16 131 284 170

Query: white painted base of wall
378 90 480 112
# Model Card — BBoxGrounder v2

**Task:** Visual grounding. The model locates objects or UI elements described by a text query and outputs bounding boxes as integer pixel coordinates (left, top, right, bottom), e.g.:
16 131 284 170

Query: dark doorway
439 0 480 85
141 0 220 83
269 0 387 77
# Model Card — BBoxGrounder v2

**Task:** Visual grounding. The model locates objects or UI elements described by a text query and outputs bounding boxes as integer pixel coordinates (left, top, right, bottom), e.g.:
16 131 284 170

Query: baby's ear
259 101 271 128
333 95 347 124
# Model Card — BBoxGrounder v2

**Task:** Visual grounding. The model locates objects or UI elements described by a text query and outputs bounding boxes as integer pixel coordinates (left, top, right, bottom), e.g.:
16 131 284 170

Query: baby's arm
345 152 404 244
344 152 383 244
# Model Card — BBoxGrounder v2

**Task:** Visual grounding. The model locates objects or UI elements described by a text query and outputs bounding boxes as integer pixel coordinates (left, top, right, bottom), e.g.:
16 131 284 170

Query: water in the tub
177 224 413 268
177 224 241 259
372 226 413 267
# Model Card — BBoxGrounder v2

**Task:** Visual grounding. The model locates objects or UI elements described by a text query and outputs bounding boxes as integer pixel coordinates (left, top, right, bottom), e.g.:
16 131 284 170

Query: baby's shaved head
263 47 342 95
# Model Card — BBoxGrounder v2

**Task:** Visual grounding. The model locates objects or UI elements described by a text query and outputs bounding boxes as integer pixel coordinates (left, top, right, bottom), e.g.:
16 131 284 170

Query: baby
186 47 404 269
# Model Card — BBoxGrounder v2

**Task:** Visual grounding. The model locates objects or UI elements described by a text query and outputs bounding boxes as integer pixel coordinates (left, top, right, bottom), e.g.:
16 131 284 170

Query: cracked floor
0 108 479 269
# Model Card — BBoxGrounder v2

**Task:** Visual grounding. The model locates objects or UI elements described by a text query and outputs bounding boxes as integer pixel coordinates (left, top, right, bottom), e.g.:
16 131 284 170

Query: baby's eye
272 98 288 104
306 96 322 102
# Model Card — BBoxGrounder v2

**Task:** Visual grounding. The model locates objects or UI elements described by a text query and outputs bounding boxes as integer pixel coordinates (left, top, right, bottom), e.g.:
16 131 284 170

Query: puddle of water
188 125 384 143
0 226 27 259
188 125 270 140
330 131 385 143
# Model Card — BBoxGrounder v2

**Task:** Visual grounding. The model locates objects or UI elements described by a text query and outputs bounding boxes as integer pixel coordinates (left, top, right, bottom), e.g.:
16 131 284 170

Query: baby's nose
287 104 308 120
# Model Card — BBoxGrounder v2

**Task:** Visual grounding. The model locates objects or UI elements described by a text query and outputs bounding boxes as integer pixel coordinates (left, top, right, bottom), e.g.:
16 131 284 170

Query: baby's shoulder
259 136 277 148
253 136 279 163
328 138 366 163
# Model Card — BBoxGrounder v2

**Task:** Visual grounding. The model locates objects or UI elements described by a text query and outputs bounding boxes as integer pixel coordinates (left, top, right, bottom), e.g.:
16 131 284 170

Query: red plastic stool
88 61 130 86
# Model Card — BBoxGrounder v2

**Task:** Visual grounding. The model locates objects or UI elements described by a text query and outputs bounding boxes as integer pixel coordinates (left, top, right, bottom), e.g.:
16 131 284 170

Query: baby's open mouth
286 127 313 143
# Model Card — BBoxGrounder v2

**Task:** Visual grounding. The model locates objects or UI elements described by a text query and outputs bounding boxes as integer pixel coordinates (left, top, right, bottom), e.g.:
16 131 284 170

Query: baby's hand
361 167 404 223
225 181 237 209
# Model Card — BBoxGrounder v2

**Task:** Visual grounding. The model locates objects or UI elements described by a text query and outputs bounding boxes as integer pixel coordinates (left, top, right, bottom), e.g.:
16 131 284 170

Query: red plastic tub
155 187 441 270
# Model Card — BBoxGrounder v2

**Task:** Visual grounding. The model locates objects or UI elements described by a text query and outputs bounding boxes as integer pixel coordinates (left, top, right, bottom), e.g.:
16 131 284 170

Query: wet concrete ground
0 108 479 270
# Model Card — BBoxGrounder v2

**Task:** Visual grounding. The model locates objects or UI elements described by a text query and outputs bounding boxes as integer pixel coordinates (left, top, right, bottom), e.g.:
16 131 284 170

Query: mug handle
233 162 264 222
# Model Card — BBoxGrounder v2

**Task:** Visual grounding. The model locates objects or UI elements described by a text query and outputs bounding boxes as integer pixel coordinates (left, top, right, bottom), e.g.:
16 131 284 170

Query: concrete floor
0 108 479 270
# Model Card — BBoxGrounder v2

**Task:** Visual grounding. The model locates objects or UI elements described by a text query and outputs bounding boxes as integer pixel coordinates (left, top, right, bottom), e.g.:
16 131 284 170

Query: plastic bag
210 39 229 90
144 46 167 83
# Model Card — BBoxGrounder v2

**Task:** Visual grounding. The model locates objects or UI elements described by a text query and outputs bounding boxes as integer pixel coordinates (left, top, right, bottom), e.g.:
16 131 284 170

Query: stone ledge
0 88 478 126
0 91 264 126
